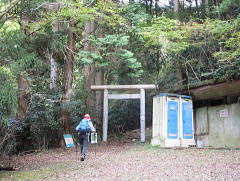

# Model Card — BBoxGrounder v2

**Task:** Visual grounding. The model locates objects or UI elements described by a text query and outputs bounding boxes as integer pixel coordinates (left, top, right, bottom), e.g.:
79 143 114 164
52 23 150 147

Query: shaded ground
1 130 240 181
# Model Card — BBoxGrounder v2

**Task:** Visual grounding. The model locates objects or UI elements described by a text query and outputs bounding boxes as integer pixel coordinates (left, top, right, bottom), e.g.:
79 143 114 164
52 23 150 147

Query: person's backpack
78 119 91 133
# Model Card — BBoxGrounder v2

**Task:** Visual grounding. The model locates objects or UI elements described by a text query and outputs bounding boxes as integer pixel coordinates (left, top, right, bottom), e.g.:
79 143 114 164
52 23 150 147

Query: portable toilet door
165 96 181 147
180 97 196 147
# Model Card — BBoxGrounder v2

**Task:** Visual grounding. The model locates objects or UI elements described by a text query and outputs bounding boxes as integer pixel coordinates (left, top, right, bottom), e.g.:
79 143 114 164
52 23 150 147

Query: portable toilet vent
151 93 196 147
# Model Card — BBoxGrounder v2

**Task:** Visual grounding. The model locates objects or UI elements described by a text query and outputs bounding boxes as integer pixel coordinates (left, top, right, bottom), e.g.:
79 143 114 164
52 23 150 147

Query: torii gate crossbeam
91 84 157 142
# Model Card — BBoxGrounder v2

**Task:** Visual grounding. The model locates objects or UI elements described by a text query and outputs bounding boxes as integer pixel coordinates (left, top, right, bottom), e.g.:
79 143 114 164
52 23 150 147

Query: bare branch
187 62 201 81
30 2 63 11
84 0 96 8
180 55 201 82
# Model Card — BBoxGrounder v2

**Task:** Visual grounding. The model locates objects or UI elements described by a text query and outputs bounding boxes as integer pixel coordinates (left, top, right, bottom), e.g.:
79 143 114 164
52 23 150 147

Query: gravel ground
29 142 240 181
2 141 240 181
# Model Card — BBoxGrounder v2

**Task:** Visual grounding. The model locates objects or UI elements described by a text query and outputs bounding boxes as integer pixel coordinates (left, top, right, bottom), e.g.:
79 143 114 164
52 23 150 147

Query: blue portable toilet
179 96 195 147
151 93 195 147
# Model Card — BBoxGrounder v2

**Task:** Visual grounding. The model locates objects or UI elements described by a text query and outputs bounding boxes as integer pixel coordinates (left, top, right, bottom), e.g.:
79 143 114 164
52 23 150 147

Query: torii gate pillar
91 85 157 142
103 89 108 142
140 88 145 142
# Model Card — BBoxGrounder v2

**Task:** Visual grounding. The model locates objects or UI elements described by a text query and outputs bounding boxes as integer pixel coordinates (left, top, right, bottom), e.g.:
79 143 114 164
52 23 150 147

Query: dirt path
1 142 240 181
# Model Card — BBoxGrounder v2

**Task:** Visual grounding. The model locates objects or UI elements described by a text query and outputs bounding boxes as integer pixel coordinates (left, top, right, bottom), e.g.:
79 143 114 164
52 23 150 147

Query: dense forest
0 0 239 155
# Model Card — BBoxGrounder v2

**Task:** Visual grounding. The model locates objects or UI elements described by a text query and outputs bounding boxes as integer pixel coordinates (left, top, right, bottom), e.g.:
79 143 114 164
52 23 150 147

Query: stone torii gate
91 84 157 142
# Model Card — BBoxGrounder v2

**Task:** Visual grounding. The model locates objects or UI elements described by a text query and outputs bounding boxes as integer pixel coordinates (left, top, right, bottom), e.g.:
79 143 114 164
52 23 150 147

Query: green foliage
139 16 191 88
0 66 17 117
95 0 125 26
121 2 151 27
0 29 47 75
26 94 61 149
0 20 20 33
76 34 143 82
208 18 240 63
19 0 47 18
140 13 240 90
0 30 23 65
108 99 140 135
214 0 240 18
140 16 189 54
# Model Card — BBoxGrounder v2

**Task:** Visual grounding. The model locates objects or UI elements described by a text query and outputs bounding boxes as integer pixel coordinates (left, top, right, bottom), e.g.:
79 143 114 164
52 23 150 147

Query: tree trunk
83 20 95 112
213 0 217 6
174 0 183 86
60 20 75 136
50 53 58 89
94 69 104 129
195 0 198 9
50 17 60 90
93 16 105 130
18 1 29 120
174 0 179 12
17 73 28 120
202 0 209 14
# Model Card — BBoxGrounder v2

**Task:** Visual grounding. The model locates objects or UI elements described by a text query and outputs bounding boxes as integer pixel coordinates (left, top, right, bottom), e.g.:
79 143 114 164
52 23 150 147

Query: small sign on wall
220 109 228 118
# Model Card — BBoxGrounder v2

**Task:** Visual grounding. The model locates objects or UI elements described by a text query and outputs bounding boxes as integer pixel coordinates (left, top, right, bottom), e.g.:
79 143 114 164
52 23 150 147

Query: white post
140 88 145 142
103 89 108 142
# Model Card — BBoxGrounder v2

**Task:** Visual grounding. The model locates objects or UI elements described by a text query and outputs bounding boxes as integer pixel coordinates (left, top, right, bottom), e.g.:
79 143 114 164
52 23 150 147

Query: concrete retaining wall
195 103 240 147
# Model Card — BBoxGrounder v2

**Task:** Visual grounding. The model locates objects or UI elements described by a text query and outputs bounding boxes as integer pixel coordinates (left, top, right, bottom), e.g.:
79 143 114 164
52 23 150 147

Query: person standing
76 114 96 161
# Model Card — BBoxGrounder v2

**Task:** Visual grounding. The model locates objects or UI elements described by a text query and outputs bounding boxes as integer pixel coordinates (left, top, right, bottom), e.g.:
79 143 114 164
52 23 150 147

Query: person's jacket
75 119 96 132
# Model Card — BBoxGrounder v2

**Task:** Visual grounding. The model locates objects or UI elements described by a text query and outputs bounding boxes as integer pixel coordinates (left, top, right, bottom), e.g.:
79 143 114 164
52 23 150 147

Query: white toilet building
151 93 196 147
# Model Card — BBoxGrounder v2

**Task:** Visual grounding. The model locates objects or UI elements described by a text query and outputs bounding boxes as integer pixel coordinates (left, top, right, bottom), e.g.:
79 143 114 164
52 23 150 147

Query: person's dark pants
79 133 89 156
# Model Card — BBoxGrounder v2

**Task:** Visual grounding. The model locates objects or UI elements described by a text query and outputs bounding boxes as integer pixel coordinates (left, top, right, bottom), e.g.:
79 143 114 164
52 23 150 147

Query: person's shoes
81 155 85 161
